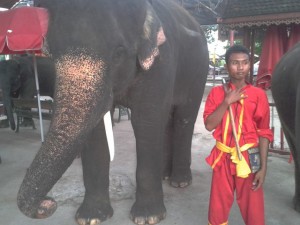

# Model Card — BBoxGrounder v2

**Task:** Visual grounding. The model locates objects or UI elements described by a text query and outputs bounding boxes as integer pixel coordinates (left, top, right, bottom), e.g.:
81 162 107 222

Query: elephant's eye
112 46 126 63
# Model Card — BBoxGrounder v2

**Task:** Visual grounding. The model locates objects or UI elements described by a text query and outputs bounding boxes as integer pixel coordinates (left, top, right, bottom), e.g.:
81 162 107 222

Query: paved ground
0 84 300 225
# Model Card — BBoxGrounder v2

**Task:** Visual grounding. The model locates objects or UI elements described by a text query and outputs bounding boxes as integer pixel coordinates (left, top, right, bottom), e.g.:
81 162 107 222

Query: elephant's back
153 0 208 105
153 0 204 35
272 42 300 91
271 42 300 123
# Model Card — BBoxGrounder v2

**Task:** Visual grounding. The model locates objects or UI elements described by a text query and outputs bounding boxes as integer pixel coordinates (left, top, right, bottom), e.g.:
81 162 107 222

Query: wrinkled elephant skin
271 42 300 213
0 55 56 130
18 0 209 224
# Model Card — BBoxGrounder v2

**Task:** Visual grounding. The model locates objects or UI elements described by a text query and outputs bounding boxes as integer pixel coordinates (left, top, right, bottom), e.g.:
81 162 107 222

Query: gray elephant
0 88 9 128
0 55 56 130
17 0 209 224
271 42 300 213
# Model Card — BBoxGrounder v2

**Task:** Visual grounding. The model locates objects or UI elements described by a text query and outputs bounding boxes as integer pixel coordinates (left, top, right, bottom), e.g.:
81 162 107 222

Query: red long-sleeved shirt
203 83 273 170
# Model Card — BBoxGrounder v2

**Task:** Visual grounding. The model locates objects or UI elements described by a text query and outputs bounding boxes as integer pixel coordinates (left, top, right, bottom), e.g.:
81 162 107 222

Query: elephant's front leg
130 109 167 225
76 120 113 224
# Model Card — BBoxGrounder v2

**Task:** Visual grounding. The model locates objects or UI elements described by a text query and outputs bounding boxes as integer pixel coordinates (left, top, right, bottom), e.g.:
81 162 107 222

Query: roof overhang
218 12 300 29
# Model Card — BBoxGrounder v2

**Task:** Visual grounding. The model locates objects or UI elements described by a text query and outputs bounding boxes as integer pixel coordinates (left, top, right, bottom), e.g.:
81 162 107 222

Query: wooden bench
12 98 53 133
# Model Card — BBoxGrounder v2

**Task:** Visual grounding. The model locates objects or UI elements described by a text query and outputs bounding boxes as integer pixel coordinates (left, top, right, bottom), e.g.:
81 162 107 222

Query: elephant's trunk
17 54 111 218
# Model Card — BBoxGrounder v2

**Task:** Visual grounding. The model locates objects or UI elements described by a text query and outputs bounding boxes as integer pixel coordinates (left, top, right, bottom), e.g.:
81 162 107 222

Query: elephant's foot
293 196 300 213
130 201 166 225
35 197 57 219
169 170 192 188
75 201 113 225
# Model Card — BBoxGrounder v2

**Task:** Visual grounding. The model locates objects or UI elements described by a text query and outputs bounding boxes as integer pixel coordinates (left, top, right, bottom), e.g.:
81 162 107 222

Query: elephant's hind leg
281 124 300 212
293 88 300 212
169 104 200 188
162 110 174 180
75 121 113 224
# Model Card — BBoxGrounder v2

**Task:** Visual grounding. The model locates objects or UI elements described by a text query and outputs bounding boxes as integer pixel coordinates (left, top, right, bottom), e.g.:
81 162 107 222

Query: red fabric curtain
256 24 300 90
256 25 287 90
0 7 48 54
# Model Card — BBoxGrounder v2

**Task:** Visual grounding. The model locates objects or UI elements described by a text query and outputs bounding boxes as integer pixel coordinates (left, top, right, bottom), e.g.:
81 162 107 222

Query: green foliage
201 25 218 44
254 41 262 57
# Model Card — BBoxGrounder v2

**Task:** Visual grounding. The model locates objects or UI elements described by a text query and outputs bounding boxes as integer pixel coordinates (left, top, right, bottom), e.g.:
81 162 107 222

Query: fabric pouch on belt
248 147 260 173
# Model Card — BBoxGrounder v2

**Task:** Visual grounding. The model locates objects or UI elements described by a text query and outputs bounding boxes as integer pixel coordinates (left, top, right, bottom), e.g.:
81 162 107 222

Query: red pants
208 155 265 225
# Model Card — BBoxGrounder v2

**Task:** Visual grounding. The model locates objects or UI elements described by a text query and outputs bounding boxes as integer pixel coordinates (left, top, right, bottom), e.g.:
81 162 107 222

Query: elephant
271 42 300 213
17 0 209 224
0 88 9 128
0 55 56 130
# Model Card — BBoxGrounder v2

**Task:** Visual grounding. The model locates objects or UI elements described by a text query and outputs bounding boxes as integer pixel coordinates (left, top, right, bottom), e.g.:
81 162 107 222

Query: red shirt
203 83 273 170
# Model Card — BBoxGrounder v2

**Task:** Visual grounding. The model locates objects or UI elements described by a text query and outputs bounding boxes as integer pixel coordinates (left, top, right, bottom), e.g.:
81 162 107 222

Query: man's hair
225 45 250 64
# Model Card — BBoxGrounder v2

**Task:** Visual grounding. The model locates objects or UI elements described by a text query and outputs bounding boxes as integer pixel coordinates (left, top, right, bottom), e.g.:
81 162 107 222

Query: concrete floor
0 84 300 225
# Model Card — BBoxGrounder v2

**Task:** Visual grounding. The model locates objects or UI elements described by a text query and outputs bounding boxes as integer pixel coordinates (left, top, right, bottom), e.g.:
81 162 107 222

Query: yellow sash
216 141 255 178
217 96 254 178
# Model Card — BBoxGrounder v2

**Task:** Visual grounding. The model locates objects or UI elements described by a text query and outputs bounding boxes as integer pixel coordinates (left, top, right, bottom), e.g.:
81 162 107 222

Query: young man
203 45 273 225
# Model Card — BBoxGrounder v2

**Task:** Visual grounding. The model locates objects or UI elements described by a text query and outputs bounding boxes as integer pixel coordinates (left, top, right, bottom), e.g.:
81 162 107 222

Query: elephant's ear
137 4 166 71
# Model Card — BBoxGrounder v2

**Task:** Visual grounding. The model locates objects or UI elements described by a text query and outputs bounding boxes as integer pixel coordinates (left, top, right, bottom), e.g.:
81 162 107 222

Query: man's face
225 52 250 81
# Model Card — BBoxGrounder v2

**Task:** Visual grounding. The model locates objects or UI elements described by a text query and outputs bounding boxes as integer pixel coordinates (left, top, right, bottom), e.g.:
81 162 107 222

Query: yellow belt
216 141 255 178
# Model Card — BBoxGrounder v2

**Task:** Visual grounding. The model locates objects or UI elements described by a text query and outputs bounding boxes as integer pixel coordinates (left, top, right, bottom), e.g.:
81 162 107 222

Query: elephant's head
44 0 165 131
18 0 166 218
35 0 166 140
0 59 21 130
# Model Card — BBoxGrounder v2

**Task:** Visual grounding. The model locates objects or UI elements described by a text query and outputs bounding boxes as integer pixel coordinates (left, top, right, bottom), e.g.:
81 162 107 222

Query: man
203 45 273 225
